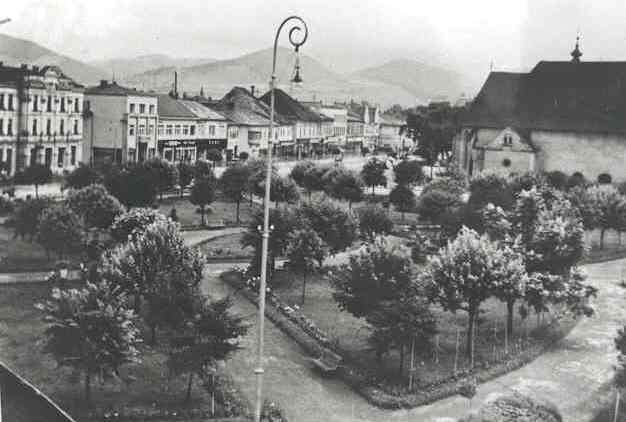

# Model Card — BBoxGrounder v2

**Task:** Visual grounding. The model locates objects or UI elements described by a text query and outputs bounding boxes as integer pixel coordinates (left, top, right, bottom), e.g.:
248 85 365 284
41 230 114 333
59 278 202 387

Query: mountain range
0 33 469 107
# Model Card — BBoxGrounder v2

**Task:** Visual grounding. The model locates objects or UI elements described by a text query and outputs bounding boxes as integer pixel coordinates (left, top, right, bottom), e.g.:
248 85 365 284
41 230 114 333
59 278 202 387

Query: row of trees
37 209 247 406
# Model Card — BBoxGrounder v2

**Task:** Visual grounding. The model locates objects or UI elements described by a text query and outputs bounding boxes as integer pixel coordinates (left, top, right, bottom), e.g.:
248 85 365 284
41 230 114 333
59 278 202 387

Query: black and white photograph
0 1 624 421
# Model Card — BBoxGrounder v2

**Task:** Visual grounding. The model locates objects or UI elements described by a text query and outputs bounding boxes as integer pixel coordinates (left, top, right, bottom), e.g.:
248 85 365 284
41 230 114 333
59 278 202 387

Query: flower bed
222 268 577 410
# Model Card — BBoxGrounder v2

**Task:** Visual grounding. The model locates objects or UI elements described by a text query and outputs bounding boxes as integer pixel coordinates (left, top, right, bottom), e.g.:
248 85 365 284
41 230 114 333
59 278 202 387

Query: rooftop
178 99 227 121
85 80 156 97
258 88 325 123
211 86 290 126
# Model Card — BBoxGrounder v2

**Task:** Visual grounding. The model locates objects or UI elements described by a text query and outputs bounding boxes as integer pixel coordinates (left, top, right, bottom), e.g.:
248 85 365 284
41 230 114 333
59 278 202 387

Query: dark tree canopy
65 164 103 190
389 184 416 217
16 163 53 198
104 164 157 208
361 158 388 194
37 203 85 258
220 164 251 223
66 184 124 230
297 199 358 254
393 159 424 186
357 205 393 239
189 176 217 226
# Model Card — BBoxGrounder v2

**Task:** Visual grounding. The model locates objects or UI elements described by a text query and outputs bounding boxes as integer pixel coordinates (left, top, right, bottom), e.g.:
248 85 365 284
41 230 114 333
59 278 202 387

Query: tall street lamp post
254 15 308 422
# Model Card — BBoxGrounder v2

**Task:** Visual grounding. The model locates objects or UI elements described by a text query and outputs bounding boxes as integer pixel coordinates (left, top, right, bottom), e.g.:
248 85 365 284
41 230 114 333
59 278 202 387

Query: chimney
99 80 108 88
250 85 255 97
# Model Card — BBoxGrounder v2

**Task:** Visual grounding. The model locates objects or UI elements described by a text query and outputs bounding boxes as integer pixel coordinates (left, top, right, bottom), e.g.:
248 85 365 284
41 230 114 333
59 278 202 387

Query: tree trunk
151 324 157 345
35 184 39 199
399 343 405 375
348 201 352 211
200 207 206 226
601 228 606 250
301 271 307 305
236 200 240 224
466 309 475 359
84 370 92 406
185 372 193 403
506 299 515 338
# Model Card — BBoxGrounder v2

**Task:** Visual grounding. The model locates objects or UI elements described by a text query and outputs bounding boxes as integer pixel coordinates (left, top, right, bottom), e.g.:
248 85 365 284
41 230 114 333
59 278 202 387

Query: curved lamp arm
271 16 309 80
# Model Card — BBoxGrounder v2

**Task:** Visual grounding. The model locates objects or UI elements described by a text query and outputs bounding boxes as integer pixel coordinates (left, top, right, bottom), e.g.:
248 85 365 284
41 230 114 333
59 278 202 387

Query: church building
455 38 626 182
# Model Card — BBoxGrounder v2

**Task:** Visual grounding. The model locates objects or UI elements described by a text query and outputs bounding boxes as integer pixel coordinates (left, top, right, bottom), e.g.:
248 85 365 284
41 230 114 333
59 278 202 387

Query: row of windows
0 148 12 173
0 94 15 111
0 93 81 113
0 118 13 136
129 103 156 115
155 124 199 136
29 145 77 168
129 124 156 136
30 119 80 136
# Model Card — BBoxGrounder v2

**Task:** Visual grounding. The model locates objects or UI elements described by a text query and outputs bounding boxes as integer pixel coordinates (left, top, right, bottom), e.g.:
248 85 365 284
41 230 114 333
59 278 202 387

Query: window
183 125 189 135
60 97 66 112
47 95 52 112
31 119 38 136
149 105 155 114
7 119 13 135
130 103 136 114
71 145 76 165
73 119 79 135
0 94 4 110
5 148 11 173
33 95 39 112
190 125 196 136
149 124 154 135
59 119 65 135
175 125 181 135
209 125 216 136
46 119 51 136
57 147 65 168
129 124 135 136
158 125 164 135
166 125 173 135
228 126 239 138
0 119 3 135
503 134 513 146
74 98 80 113
7 94 13 111
139 104 146 114
139 124 146 135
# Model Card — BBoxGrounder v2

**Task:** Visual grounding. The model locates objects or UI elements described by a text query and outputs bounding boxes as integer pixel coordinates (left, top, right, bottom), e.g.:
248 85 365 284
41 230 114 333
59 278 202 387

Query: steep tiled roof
211 87 290 126
85 80 156 97
178 100 227 121
157 94 196 118
464 61 626 134
258 88 324 123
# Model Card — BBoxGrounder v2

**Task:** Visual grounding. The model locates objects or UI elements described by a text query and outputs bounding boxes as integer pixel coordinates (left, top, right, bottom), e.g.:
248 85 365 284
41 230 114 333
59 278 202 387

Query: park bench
309 348 342 375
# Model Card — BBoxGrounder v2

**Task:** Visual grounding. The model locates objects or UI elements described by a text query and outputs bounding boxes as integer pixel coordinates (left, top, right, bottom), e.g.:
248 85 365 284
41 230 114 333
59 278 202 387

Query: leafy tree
104 164 157 208
194 160 214 179
417 189 464 233
100 219 204 343
36 281 141 405
544 170 568 191
220 164 251 224
565 185 600 232
177 161 195 196
301 164 329 199
144 158 178 200
290 161 316 187
189 176 216 226
110 207 167 243
324 168 364 209
357 205 393 239
586 185 624 249
242 207 297 279
270 176 300 206
423 227 527 359
393 159 423 187
37 204 84 259
389 184 416 220
361 158 387 196
16 163 52 198
246 159 278 199
66 184 124 230
11 197 51 240
286 228 328 304
206 149 223 167
238 151 249 161
167 296 247 402
65 164 103 190
297 200 358 254
566 172 587 190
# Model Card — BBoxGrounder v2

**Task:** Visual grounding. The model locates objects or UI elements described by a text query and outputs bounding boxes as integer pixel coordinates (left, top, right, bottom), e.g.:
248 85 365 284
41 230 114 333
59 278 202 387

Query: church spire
571 35 582 63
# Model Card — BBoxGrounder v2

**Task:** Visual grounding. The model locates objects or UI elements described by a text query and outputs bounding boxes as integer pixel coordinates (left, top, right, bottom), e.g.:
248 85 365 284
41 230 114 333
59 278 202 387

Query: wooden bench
308 349 342 375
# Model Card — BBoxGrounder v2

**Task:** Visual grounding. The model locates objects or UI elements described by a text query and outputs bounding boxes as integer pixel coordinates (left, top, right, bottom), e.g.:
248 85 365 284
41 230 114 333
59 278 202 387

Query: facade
347 101 381 149
455 41 626 181
0 63 83 176
179 99 229 159
379 116 409 151
346 111 365 151
83 80 158 165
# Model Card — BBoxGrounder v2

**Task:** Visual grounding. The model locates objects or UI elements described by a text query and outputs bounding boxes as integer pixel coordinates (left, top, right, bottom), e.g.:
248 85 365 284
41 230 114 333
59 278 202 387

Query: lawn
157 195 260 228
0 225 82 272
0 281 241 421
196 232 253 260
270 263 575 390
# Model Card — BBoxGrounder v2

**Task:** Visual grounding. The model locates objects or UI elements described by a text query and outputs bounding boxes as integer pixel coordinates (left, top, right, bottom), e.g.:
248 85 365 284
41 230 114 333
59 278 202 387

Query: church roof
463 61 626 134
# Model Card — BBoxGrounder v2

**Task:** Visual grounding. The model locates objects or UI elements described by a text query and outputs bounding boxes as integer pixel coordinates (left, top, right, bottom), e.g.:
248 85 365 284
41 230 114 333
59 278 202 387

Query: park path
201 256 626 422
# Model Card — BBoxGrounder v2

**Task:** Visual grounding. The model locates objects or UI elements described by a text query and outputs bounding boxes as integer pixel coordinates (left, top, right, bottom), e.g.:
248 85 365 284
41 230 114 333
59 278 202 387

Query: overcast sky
3 0 626 79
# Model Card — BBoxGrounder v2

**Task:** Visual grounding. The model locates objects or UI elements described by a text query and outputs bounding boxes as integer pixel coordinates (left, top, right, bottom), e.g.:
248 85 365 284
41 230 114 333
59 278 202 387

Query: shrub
37 203 85 259
544 171 568 190
66 184 124 230
238 151 249 161
597 173 612 184
357 205 393 239
12 197 51 240
567 172 586 189
65 164 103 189
110 207 167 243
15 163 52 198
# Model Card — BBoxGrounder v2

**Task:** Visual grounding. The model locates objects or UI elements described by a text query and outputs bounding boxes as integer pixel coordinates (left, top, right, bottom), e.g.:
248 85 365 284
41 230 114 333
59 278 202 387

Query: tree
238 151 249 161
290 161 315 187
65 164 103 190
37 204 84 259
270 176 300 206
242 207 297 279
177 161 195 196
66 184 124 230
300 164 329 199
17 163 52 198
357 205 393 239
297 200 358 254
206 148 223 168
389 184 416 220
104 164 157 207
393 160 423 187
586 185 623 249
11 197 51 240
100 219 204 343
110 207 167 243
189 176 216 226
167 296 247 402
423 227 527 360
220 164 251 224
417 188 465 235
194 160 214 179
286 228 328 304
324 168 364 209
360 158 387 195
36 281 141 405
144 158 178 200
544 170 568 191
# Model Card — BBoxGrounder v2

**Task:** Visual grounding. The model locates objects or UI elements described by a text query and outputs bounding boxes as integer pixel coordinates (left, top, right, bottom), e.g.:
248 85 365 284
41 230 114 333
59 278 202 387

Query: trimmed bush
598 173 612 184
